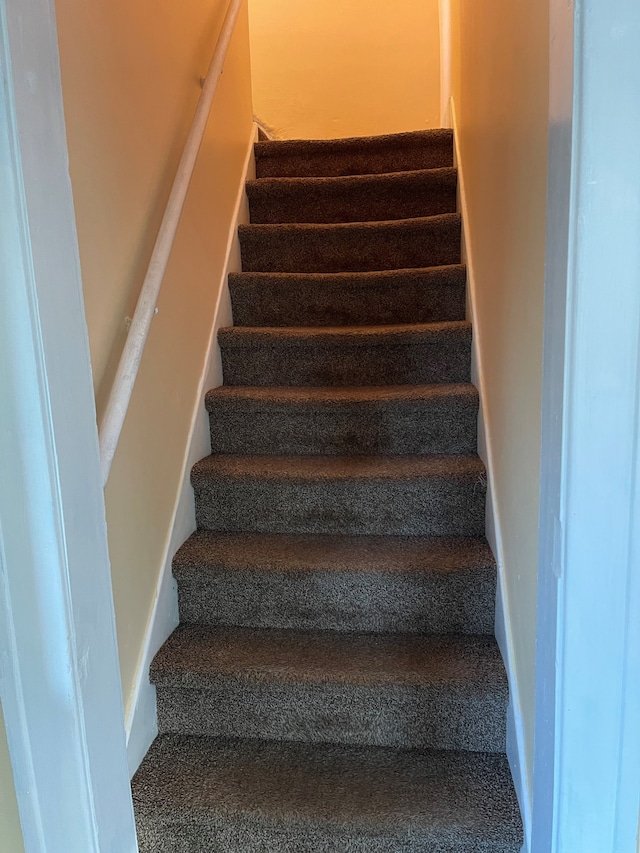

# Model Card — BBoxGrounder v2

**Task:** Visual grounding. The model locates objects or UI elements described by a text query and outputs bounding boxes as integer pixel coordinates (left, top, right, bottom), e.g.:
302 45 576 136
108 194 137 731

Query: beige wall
0 704 25 853
55 0 254 708
249 0 441 139
450 0 549 795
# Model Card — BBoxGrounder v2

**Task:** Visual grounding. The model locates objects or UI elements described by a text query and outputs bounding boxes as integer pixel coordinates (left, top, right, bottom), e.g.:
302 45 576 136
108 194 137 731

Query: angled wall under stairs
132 128 523 852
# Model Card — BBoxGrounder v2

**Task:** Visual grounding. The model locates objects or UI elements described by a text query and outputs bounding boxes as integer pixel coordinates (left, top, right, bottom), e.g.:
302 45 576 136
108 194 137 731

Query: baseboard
438 0 452 128
451 97 532 852
254 115 277 141
124 122 258 777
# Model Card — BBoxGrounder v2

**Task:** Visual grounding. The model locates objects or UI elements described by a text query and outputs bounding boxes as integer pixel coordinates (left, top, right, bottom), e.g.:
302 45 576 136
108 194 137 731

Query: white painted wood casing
0 0 137 849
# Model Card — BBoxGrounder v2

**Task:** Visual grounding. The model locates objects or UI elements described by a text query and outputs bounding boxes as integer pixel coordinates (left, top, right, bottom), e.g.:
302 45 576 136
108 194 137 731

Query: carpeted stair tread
229 265 467 326
220 320 470 347
246 168 457 224
132 735 523 852
190 454 486 537
254 128 454 178
218 321 472 387
152 625 506 690
151 626 507 750
173 531 496 634
192 452 485 483
205 383 478 455
206 382 478 407
239 214 461 273
174 530 495 576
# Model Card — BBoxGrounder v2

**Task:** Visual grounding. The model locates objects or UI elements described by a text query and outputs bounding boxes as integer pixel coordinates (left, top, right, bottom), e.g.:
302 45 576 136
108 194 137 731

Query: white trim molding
438 0 452 128
125 123 258 776
0 1 137 850
451 98 532 851
534 0 640 849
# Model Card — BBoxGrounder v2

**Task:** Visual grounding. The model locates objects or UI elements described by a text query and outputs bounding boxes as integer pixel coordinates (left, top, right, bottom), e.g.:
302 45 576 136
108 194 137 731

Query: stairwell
132 129 523 851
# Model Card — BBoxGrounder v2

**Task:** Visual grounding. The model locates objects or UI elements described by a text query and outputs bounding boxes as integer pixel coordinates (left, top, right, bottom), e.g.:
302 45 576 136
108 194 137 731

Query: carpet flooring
132 127 523 851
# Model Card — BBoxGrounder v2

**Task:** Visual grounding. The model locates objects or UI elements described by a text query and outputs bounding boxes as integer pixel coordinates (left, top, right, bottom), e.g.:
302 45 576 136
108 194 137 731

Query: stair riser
239 216 461 273
155 683 507 752
255 134 454 179
246 177 457 224
176 567 496 634
229 271 466 326
208 396 478 455
220 335 471 387
136 819 519 853
193 474 486 536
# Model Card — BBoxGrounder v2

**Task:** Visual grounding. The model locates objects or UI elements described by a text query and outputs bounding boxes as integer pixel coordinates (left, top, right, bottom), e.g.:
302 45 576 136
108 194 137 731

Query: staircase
132 129 523 852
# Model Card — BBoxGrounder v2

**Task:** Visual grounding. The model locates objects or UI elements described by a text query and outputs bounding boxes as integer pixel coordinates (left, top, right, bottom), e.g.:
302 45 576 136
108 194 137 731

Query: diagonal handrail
98 0 244 486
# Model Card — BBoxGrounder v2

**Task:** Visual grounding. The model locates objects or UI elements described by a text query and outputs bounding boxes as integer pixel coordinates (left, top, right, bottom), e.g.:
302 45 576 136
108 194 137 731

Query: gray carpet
206 384 478 455
246 167 457 223
173 532 497 634
152 626 507 751
191 453 487 536
132 128 523 851
254 128 455 177
228 265 467 327
219 322 472 386
133 737 522 853
239 214 462 273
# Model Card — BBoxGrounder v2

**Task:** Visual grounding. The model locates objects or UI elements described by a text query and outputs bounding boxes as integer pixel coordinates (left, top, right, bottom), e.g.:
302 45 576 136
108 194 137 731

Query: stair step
152 626 507 751
173 531 496 633
219 321 471 387
206 383 478 455
239 214 461 273
229 265 467 327
254 128 454 178
246 168 457 224
191 453 486 536
132 735 523 853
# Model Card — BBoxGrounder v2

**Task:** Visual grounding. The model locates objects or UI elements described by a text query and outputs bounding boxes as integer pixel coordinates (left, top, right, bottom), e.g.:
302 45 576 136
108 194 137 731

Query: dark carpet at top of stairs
254 128 454 178
238 214 461 273
246 167 457 223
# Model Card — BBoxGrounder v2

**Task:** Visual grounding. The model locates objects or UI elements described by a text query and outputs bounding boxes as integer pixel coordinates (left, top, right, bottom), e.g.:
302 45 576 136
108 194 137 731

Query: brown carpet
132 127 522 853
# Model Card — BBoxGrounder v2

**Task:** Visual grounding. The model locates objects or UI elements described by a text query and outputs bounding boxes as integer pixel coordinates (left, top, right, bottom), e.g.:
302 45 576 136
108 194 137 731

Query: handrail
98 0 244 486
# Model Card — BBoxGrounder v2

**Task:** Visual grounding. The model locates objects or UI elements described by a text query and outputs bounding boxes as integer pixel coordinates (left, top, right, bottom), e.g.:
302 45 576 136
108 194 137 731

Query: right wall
449 0 549 808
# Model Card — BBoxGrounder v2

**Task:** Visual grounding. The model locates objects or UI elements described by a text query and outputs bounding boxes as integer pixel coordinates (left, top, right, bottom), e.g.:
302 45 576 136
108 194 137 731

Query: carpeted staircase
132 129 523 852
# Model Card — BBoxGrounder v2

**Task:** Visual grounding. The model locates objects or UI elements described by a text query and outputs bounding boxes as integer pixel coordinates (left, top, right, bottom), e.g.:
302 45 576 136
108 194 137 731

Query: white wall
0 0 137 842
449 0 549 815
55 0 254 717
249 0 441 139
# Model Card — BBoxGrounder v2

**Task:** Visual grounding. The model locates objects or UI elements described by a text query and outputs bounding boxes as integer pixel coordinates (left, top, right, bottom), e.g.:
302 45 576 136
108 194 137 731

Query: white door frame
0 0 138 850
2 0 639 850
534 0 640 850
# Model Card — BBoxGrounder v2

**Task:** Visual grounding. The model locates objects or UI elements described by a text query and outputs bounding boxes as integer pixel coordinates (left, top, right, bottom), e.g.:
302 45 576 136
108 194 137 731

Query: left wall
54 0 254 715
